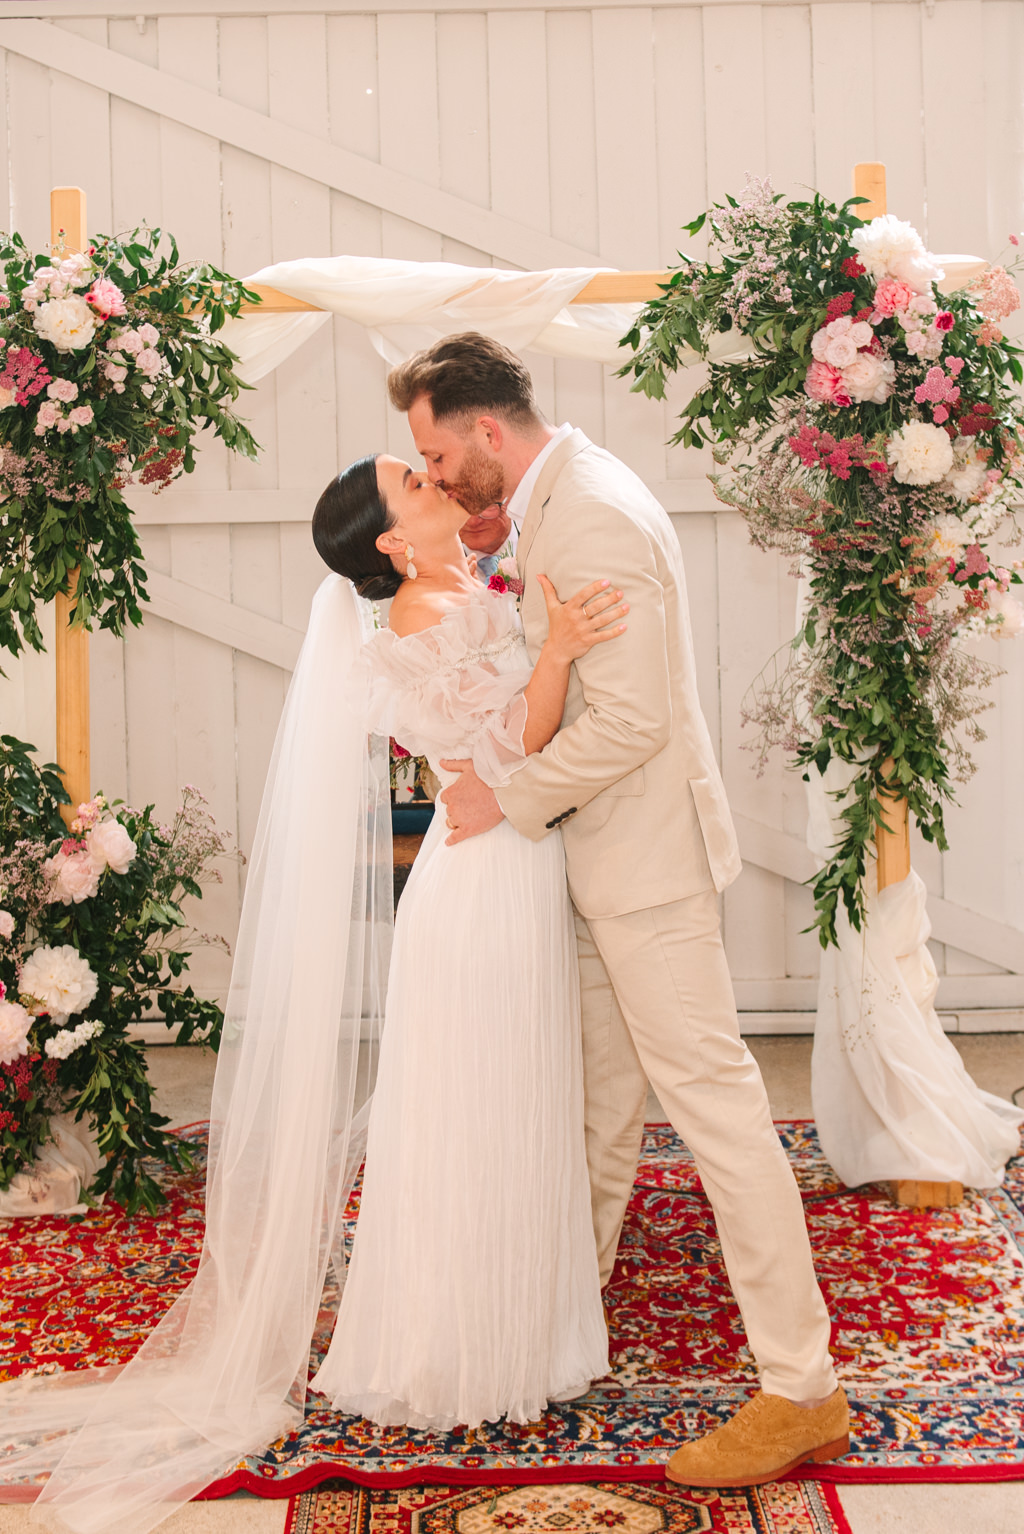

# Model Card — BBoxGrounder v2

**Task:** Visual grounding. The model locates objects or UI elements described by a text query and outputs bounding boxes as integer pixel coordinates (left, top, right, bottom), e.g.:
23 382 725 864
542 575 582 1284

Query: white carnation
32 295 97 352
0 999 33 1065
943 439 989 503
886 420 955 486
19 945 98 1019
87 819 137 876
852 215 944 294
842 352 896 405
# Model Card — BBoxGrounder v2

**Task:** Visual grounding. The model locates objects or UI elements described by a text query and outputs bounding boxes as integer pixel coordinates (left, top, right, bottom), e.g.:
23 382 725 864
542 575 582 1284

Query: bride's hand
538 574 628 663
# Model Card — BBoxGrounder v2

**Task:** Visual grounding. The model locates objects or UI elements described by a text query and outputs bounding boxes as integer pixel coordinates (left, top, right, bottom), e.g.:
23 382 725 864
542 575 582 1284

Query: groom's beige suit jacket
496 429 741 920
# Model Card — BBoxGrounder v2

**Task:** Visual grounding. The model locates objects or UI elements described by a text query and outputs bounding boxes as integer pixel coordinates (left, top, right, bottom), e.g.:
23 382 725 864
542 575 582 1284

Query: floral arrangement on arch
619 179 1024 945
0 736 236 1212
0 226 259 656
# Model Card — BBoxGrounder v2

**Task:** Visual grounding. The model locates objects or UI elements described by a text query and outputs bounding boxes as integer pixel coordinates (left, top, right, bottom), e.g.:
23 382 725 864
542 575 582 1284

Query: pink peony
804 361 850 405
872 278 916 317
87 818 137 876
84 277 126 320
935 311 954 331
45 848 100 905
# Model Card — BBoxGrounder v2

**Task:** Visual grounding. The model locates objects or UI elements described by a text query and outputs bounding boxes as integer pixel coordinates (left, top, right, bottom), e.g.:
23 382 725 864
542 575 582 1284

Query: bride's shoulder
386 585 465 640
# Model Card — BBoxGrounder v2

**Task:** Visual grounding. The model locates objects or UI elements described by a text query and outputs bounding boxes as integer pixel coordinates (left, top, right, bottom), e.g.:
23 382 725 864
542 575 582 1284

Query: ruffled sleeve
361 593 530 787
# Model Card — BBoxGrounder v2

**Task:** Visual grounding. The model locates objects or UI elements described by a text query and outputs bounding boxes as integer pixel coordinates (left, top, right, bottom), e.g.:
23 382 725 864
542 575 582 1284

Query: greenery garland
619 180 1024 946
0 226 259 655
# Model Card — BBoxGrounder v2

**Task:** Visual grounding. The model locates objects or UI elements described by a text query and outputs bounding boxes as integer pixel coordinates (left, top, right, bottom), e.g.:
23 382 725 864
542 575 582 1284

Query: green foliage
0 226 260 657
0 770 234 1213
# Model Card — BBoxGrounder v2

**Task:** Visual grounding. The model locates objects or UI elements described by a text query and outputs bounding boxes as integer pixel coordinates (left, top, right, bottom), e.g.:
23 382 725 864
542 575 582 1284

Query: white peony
928 513 972 558
87 819 137 876
0 999 33 1065
842 352 896 404
987 590 1024 639
32 295 97 352
943 439 989 503
886 420 955 486
19 945 98 1019
852 215 945 294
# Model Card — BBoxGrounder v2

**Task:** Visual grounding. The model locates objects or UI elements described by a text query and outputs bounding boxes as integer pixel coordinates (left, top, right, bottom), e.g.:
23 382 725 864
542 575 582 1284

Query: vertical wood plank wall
3 1 1022 1017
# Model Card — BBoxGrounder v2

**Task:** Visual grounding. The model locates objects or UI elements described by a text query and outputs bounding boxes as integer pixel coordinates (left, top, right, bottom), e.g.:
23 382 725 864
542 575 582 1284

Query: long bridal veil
0 575 393 1534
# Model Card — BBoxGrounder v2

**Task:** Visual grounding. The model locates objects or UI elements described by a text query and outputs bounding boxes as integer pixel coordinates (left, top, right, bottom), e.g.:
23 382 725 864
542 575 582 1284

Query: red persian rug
3 1120 1023 1498
281 1478 851 1534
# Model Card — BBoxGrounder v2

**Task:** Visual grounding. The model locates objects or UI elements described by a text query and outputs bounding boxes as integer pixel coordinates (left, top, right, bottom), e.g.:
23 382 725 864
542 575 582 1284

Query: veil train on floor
0 575 393 1534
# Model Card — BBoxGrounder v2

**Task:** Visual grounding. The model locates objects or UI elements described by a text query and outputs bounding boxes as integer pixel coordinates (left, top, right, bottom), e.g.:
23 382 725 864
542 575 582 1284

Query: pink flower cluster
969 265 1021 322
914 365 961 424
806 315 894 407
19 253 93 310
0 343 51 408
788 422 888 481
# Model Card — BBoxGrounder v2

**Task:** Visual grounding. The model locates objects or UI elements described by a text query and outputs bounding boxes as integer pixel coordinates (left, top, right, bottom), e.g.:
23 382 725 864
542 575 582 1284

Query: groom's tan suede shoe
665 1386 850 1488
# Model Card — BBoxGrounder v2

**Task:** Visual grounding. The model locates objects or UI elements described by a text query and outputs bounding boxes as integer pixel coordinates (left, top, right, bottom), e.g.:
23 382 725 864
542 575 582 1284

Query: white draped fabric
221 254 641 380
0 1114 103 1219
806 759 1023 1188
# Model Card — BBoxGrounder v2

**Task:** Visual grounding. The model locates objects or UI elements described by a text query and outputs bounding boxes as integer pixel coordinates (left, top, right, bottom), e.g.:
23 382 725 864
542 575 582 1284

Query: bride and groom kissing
0 331 848 1531
306 331 849 1483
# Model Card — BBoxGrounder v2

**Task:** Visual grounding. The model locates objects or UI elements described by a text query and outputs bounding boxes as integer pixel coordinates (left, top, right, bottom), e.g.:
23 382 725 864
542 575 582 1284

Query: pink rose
872 278 916 317
138 322 160 346
85 277 126 320
804 360 850 405
135 347 162 378
68 404 94 429
35 400 59 429
45 848 100 905
0 910 14 939
87 818 137 876
47 378 79 404
824 335 858 368
102 362 128 385
118 330 144 355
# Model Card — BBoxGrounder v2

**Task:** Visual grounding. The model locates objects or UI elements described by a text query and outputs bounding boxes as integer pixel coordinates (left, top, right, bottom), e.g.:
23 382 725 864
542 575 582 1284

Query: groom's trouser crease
575 888 838 1401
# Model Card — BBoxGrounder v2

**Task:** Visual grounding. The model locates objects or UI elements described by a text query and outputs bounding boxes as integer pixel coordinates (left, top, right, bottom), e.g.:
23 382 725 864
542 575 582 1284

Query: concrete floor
2 1035 1022 1534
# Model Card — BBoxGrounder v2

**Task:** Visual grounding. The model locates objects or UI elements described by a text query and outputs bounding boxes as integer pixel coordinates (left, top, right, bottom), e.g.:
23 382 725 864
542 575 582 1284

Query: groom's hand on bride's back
438 762 504 846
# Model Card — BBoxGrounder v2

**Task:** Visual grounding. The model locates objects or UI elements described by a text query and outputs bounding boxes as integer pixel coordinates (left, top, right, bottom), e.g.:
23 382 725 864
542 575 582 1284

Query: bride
0 453 626 1527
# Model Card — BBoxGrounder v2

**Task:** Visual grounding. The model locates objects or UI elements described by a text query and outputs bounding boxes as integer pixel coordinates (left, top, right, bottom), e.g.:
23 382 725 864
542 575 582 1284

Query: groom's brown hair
387 332 542 432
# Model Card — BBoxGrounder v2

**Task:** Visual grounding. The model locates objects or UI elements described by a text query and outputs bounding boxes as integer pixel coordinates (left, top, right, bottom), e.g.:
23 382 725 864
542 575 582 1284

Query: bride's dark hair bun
312 454 402 600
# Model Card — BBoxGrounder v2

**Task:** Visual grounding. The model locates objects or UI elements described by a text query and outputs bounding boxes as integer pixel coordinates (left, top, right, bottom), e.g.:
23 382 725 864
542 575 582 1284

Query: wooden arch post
852 163 961 1210
51 186 91 826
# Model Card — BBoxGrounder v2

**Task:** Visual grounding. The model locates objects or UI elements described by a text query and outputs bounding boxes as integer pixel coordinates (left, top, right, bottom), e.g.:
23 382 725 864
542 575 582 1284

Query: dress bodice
362 588 530 787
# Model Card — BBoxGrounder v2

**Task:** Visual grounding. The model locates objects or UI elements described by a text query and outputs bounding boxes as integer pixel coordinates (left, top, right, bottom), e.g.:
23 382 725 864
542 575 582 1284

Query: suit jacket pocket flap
687 775 738 882
602 766 645 798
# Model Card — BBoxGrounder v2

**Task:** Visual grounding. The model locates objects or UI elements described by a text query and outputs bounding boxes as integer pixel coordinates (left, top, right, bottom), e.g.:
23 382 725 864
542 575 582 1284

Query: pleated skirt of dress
311 809 608 1430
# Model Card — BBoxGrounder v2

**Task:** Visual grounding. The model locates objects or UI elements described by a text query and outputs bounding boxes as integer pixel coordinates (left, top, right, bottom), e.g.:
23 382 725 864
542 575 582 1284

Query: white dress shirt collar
506 422 574 530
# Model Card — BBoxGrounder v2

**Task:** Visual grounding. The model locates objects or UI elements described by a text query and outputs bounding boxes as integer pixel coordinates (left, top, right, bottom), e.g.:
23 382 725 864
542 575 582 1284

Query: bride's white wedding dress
313 586 608 1428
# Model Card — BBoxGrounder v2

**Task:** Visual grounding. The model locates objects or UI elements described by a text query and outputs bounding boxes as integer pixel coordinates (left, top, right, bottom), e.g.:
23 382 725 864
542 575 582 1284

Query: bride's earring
405 543 418 580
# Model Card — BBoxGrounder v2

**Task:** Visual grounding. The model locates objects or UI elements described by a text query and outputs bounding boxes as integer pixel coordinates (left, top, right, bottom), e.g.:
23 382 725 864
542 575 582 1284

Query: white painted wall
1 0 1021 1020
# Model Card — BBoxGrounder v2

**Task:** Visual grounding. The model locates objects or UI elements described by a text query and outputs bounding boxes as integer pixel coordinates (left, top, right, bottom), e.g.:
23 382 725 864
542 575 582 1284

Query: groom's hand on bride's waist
439 761 505 845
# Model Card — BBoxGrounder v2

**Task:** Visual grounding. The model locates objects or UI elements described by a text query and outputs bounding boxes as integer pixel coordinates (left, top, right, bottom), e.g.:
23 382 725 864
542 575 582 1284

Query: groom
387 333 848 1487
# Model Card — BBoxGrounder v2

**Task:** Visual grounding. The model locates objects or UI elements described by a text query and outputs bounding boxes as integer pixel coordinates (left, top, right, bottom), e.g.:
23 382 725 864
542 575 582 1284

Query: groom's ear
474 415 504 453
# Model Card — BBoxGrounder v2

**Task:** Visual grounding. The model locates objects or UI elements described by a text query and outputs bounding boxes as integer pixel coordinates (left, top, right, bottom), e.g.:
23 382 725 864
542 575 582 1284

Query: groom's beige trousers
575 889 838 1403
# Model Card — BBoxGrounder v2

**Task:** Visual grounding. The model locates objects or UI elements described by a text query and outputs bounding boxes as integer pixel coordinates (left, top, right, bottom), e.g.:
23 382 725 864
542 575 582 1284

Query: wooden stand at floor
886 1179 965 1210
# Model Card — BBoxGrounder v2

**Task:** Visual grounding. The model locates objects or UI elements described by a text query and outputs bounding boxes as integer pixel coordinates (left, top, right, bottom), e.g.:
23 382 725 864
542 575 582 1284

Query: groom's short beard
442 443 505 516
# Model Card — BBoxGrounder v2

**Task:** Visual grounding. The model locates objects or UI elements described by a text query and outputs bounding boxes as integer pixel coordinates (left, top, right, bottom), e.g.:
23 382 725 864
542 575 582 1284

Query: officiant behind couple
0 333 847 1534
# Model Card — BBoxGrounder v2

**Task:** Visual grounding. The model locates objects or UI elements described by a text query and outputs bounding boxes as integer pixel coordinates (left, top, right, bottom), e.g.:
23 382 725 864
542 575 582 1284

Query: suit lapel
515 429 591 575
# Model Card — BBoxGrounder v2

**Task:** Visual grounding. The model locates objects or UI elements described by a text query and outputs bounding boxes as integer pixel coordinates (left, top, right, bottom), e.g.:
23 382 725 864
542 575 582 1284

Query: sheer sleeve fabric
363 593 530 787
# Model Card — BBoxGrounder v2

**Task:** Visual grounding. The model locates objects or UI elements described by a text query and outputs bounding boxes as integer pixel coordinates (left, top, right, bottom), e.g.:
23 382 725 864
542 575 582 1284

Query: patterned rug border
278 1478 856 1534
